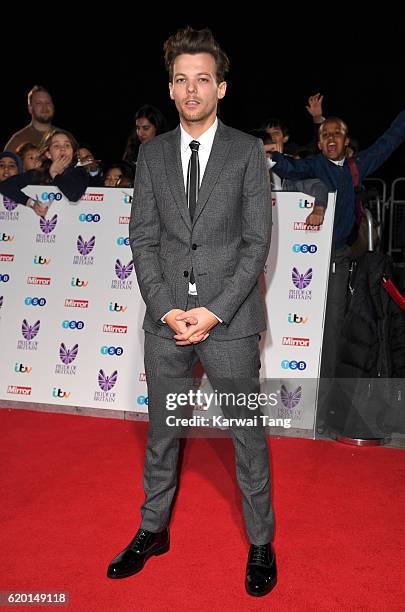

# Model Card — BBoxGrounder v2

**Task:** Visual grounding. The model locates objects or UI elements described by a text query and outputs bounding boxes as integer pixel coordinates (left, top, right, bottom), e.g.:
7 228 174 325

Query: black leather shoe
245 542 277 597
107 528 169 579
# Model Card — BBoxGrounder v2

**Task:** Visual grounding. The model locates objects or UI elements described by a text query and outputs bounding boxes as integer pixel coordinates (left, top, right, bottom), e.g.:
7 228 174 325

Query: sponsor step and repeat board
0 188 335 435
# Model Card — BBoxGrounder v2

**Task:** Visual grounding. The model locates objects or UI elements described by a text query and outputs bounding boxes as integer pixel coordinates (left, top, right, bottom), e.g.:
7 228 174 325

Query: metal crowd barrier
363 177 388 246
388 177 405 257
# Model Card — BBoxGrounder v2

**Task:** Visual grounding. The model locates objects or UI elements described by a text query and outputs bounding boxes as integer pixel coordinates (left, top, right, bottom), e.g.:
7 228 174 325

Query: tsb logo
25 297 47 306
292 244 318 254
41 192 63 201
79 213 101 222
101 346 124 356
137 395 149 406
116 237 130 246
62 320 85 329
0 274 10 282
281 359 307 371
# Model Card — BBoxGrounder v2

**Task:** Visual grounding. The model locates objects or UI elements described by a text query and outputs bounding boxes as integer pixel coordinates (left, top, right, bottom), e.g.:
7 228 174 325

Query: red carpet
1 408 405 611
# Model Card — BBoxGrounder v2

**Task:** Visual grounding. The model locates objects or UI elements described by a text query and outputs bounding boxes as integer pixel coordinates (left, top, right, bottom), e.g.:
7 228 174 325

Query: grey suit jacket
129 120 272 340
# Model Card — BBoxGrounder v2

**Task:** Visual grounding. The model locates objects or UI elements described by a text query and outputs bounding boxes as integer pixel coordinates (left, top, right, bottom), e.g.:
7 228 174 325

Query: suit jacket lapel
193 121 232 225
163 121 232 230
164 128 191 230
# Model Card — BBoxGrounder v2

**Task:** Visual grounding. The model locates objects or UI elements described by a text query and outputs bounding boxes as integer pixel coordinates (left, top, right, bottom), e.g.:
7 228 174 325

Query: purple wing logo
22 319 40 340
280 385 302 409
3 197 18 211
98 369 118 391
59 343 79 364
292 267 312 289
115 259 134 280
77 235 96 256
39 214 58 234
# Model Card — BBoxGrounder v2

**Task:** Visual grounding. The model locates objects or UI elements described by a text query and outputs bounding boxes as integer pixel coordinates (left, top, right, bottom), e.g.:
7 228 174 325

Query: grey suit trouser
140 300 274 545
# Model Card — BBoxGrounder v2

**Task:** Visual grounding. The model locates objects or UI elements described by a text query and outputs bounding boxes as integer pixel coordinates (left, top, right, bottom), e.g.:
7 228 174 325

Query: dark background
2 19 405 183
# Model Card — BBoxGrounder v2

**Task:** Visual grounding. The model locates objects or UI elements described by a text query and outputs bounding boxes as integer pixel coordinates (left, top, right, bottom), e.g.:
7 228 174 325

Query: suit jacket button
183 271 189 278
192 244 197 250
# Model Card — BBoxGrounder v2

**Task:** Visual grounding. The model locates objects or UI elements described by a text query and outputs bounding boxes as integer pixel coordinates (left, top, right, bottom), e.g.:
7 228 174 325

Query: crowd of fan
0 86 331 206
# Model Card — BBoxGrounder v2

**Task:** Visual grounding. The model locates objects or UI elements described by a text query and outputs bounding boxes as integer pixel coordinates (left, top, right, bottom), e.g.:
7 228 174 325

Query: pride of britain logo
40 215 58 234
289 267 312 301
73 235 95 265
36 214 58 244
111 259 133 290
94 369 118 403
278 384 303 420
3 197 17 211
17 319 40 351
55 343 79 375
1 197 19 221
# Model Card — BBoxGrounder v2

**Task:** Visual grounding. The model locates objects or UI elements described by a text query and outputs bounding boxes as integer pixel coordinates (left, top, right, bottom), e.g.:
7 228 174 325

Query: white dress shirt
180 118 218 295
161 118 222 324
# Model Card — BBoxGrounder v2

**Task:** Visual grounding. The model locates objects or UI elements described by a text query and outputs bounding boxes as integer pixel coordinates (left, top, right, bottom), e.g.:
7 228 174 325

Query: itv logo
15 363 32 373
288 313 308 324
298 198 313 209
109 302 127 313
33 255 51 265
52 387 71 398
0 233 14 241
71 277 88 287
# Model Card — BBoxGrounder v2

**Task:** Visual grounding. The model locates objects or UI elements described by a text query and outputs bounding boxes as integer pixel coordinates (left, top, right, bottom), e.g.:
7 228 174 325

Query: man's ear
283 135 289 143
317 141 322 151
217 81 227 100
169 82 174 100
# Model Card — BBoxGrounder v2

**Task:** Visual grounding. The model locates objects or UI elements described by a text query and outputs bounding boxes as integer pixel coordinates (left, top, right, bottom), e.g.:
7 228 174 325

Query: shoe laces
131 529 148 548
250 545 268 565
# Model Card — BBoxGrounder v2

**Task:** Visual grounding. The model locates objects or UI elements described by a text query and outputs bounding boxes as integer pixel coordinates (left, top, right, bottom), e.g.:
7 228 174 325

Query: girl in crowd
15 142 41 171
77 143 104 186
122 104 168 166
0 151 22 182
0 129 88 216
104 162 135 187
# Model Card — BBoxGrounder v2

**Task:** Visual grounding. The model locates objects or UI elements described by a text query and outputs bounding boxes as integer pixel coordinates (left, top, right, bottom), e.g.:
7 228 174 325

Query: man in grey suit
107 26 276 597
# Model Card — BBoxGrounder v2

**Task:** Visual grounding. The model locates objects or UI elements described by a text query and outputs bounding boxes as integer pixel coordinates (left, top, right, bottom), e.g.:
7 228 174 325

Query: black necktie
187 140 200 222
187 140 200 285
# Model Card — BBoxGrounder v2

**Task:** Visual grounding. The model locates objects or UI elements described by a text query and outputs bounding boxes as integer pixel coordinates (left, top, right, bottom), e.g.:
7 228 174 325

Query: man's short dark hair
163 26 230 84
261 118 289 138
249 129 274 145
